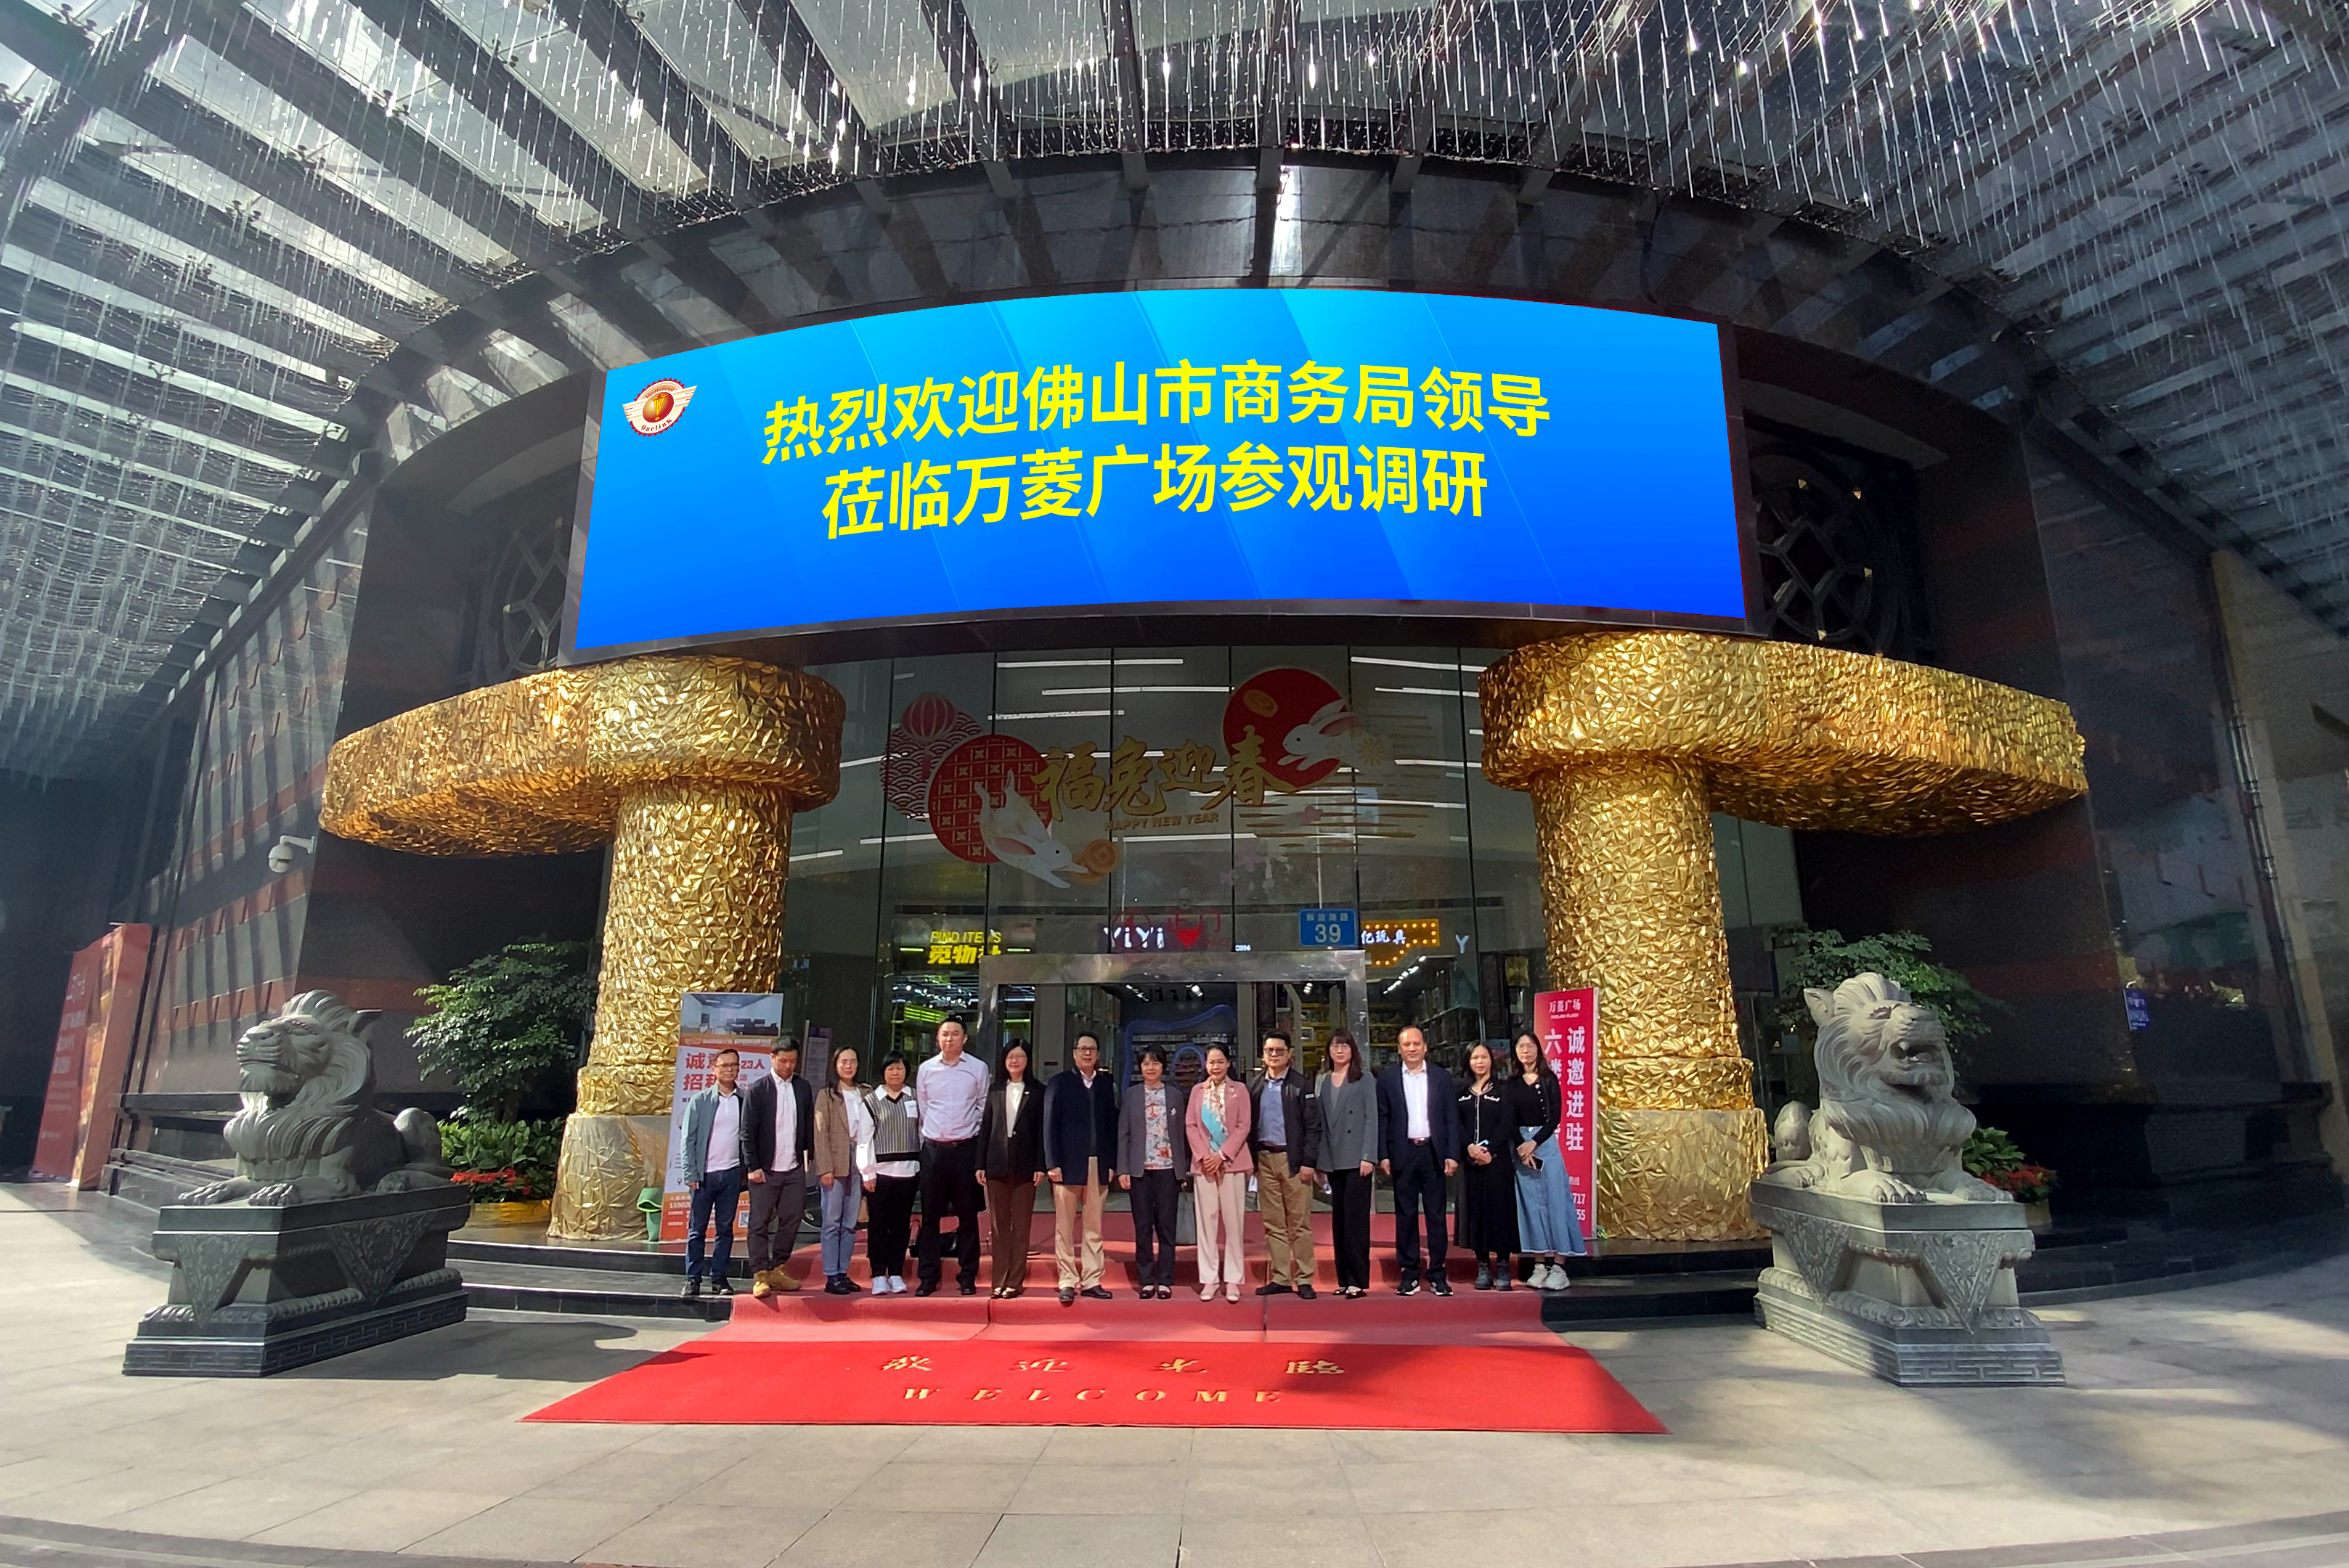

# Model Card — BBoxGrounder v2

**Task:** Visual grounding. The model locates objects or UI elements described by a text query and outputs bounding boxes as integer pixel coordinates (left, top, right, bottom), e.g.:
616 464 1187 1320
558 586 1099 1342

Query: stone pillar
1481 629 2089 1241
1529 758 1767 1238
317 655 844 1243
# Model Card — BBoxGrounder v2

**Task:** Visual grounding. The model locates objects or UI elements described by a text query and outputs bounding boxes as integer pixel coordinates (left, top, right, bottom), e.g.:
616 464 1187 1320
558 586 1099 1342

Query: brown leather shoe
750 1270 773 1299
772 1269 801 1291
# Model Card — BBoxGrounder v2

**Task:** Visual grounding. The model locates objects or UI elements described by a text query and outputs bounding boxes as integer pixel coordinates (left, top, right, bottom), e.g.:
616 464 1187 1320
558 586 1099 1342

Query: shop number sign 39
1299 908 1357 947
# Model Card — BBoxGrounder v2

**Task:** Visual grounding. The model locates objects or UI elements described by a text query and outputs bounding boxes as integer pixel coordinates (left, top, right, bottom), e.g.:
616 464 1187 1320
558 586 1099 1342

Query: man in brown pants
1248 1032 1323 1299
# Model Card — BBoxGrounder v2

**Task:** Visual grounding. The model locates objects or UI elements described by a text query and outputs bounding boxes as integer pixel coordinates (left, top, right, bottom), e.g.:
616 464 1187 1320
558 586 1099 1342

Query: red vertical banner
33 925 153 1187
1535 988 1600 1238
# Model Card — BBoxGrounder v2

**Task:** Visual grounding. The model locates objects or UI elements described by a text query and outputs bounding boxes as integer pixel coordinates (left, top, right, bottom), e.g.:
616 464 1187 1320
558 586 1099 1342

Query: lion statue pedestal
1748 973 2064 1387
123 991 471 1377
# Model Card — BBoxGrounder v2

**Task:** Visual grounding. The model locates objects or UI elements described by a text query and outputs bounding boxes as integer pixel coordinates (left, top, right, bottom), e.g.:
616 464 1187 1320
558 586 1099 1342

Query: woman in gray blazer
1117 1044 1190 1299
1316 1030 1381 1299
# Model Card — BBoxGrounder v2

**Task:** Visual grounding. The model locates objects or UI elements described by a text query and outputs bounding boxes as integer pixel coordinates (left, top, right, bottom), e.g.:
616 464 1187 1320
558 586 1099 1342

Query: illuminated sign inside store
568 287 1751 656
1363 919 1441 966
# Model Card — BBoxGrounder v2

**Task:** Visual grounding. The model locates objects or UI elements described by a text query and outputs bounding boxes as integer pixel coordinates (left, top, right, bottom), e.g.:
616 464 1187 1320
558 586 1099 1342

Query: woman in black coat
1457 1041 1522 1291
980 1042 1046 1299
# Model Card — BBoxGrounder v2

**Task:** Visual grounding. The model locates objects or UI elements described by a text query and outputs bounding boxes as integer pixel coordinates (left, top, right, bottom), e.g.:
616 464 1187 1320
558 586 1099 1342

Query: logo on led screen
765 362 1550 539
622 377 696 436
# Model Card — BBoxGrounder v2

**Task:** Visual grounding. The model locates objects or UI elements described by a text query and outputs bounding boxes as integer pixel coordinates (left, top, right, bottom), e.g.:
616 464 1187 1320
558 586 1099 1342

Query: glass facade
774 643 1802 1088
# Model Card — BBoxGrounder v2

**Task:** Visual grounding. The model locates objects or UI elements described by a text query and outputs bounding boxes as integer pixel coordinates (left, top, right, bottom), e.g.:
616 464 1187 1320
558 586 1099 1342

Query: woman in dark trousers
860 1054 922 1294
980 1042 1046 1299
1117 1043 1189 1299
1315 1030 1380 1299
1457 1042 1521 1290
1507 1031 1587 1291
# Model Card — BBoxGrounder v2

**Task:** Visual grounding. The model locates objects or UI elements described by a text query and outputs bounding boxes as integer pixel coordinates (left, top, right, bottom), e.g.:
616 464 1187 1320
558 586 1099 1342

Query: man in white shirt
1377 1026 1462 1297
913 1019 991 1297
744 1042 817 1297
677 1048 747 1302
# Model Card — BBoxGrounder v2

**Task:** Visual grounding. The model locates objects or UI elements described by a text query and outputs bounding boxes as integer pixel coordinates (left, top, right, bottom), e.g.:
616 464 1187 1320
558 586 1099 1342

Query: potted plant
1963 1126 2058 1230
410 939 596 1225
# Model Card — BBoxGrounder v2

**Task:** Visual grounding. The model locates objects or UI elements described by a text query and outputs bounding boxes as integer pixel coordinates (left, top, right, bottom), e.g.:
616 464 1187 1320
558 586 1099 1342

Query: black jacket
980 1078 1046 1182
1043 1067 1120 1178
1246 1069 1326 1177
1377 1062 1463 1166
742 1071 817 1175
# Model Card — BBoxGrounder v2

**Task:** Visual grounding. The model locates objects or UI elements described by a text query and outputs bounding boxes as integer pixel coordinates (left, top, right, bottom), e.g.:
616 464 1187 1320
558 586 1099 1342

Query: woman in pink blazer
1185 1043 1253 1303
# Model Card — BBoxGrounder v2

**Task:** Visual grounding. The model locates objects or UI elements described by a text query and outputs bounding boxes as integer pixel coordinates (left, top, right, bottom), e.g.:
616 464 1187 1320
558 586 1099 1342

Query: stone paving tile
766 1508 998 1568
247 1489 513 1554
406 1498 660 1561
1173 1512 1382 1568
970 1511 1178 1568
575 1500 821 1568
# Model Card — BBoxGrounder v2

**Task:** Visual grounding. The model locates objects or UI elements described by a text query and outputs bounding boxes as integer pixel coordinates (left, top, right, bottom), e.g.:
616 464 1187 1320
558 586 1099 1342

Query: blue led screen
569 287 1750 653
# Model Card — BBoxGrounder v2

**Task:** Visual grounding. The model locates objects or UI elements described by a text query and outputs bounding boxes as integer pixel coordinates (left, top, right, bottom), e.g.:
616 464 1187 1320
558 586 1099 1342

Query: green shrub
410 940 597 1121
440 1117 563 1203
1773 928 2004 1065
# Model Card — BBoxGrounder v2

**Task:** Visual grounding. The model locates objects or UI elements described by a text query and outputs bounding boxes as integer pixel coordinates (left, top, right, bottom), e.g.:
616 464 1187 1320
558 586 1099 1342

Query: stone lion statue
1759 972 2007 1204
182 990 450 1207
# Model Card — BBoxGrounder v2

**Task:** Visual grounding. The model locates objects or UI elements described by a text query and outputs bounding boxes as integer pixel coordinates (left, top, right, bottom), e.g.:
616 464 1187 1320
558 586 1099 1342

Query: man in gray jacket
675 1048 747 1300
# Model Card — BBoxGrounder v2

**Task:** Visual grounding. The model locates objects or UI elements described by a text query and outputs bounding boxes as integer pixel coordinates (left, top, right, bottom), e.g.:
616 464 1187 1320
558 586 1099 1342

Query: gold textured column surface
579 782 790 1116
1483 630 2089 1241
321 655 844 1241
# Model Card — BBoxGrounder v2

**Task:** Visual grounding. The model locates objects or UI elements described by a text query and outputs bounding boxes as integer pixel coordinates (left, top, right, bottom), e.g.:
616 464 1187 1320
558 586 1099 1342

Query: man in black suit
1377 1025 1462 1297
742 1041 818 1297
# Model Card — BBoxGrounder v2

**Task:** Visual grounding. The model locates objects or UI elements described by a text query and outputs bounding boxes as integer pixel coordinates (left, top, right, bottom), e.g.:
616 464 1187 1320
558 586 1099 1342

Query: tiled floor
7 1185 2349 1568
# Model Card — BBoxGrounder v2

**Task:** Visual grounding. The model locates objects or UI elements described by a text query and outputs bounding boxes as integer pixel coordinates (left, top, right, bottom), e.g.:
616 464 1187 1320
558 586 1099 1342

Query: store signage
1534 987 1600 1238
1299 907 1359 948
661 992 780 1241
1361 918 1440 966
569 287 1751 656
31 924 151 1188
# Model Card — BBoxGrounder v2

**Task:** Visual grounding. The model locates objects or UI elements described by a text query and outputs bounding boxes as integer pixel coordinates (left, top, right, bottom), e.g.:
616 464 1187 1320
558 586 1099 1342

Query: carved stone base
550 1112 671 1241
124 1184 469 1377
1749 1183 2064 1387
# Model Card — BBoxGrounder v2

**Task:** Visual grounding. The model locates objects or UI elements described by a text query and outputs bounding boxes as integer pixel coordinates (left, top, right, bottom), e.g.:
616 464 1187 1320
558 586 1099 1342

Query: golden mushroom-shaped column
322 656 844 1239
1481 632 2088 1240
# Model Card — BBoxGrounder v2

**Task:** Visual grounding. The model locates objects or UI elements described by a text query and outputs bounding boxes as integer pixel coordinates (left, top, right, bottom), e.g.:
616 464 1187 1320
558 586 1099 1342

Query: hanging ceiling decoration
0 0 2340 777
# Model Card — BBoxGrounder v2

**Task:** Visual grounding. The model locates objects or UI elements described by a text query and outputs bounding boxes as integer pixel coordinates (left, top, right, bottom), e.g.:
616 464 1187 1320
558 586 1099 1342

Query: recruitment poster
659 992 780 1242
32 924 152 1188
1534 988 1600 1237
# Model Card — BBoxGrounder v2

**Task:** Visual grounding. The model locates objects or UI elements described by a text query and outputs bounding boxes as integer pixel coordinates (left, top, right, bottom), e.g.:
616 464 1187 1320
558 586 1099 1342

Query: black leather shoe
915 1280 940 1297
1474 1262 1493 1290
1255 1282 1292 1297
1398 1278 1422 1296
709 1277 735 1296
1059 1288 1077 1306
681 1276 702 1299
1430 1278 1454 1297
1295 1283 1317 1300
1080 1286 1113 1300
959 1279 977 1296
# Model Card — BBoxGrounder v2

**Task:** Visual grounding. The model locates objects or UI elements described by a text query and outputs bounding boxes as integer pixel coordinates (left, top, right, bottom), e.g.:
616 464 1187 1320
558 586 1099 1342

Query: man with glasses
1248 1032 1323 1299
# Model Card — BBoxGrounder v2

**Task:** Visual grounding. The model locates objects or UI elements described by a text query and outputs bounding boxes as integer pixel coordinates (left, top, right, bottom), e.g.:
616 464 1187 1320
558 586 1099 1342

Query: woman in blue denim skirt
1506 1032 1587 1291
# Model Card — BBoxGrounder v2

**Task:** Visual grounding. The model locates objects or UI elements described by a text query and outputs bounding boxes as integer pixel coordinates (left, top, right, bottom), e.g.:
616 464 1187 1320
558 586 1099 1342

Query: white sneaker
868 1275 888 1295
1545 1265 1571 1291
1199 1284 1218 1302
888 1275 908 1294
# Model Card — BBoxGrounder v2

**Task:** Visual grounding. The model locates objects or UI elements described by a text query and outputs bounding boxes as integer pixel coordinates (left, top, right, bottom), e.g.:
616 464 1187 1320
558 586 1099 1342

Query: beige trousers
1256 1149 1316 1286
1194 1167 1250 1288
1053 1157 1107 1290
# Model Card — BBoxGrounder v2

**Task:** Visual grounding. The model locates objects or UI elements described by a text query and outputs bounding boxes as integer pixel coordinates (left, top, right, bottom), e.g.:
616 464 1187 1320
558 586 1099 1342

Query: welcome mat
525 1337 1665 1432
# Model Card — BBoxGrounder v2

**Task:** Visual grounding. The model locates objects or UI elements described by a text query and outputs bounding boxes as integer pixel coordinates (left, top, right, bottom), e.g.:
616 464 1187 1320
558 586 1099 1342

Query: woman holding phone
1507 1031 1586 1290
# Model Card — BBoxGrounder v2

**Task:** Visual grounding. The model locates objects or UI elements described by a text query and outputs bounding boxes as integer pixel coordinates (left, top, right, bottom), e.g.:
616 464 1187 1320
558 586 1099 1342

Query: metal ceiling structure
0 0 2341 778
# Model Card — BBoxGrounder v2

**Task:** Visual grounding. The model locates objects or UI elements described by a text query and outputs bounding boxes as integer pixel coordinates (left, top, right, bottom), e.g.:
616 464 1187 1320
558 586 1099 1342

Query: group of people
675 1018 1587 1302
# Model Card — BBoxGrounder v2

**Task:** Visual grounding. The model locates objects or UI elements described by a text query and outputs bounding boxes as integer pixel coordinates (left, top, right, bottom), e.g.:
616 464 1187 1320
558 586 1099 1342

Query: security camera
268 834 317 875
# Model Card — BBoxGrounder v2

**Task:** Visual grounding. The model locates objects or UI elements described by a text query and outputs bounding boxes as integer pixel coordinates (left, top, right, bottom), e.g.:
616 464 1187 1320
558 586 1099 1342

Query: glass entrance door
974 951 1369 1086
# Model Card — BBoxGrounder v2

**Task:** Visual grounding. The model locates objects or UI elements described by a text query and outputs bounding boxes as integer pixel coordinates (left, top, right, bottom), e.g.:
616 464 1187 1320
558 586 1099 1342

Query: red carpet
526 1335 1664 1432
